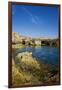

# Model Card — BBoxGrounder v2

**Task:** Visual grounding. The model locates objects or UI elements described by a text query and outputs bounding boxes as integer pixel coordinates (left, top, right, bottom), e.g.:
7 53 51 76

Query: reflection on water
12 46 59 67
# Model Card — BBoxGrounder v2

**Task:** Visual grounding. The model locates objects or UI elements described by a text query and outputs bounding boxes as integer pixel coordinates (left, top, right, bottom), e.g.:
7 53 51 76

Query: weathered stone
16 52 40 70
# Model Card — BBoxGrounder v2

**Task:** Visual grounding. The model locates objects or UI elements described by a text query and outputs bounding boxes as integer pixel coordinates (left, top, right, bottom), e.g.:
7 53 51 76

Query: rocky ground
12 51 60 87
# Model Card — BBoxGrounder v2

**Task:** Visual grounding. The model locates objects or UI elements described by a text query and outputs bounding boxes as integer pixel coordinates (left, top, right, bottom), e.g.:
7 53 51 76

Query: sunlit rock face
34 40 41 45
16 52 40 70
12 51 59 86
12 32 32 44
12 52 41 86
12 32 23 43
12 32 59 47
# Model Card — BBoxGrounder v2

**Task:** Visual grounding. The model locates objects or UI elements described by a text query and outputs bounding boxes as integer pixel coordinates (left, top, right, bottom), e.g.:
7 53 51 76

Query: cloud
22 6 32 17
22 6 39 24
31 17 37 24
12 5 40 25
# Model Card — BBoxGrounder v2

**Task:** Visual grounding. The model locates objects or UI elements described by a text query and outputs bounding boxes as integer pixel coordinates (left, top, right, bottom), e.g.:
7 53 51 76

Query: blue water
13 46 59 66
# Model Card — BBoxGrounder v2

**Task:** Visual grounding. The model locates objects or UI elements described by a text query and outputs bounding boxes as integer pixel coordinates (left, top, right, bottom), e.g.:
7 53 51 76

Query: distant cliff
12 32 32 44
12 32 59 47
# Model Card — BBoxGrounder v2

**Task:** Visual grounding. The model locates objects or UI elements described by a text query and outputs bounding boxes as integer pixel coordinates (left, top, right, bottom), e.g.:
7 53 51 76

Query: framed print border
8 1 61 88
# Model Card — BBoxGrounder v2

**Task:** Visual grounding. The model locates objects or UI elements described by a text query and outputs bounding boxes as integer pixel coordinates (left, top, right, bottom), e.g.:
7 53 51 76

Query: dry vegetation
12 52 60 86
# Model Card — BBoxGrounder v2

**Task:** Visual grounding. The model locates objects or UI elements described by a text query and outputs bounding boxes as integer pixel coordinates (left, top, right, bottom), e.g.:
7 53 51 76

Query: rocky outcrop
12 32 32 44
16 52 40 71
12 52 41 86
12 32 59 47
12 32 22 43
12 52 60 86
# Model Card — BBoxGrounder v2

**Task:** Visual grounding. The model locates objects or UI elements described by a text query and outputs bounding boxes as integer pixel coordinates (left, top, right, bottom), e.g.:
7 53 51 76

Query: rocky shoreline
12 51 59 86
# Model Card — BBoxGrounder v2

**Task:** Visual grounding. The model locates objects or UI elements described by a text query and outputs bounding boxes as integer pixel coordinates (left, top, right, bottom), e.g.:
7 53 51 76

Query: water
12 46 59 67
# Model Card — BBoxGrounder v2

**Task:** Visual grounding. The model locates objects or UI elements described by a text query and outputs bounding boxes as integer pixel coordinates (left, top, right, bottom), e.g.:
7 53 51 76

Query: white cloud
22 6 39 24
31 17 37 24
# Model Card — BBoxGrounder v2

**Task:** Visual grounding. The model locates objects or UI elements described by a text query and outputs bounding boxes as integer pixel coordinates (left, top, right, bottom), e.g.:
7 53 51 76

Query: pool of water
12 46 59 67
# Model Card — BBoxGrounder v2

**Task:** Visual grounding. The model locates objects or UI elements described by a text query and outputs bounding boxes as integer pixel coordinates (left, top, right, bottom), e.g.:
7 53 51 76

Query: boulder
16 52 40 70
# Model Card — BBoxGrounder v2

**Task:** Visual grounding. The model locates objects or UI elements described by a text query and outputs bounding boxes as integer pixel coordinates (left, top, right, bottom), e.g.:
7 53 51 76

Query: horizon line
12 32 58 39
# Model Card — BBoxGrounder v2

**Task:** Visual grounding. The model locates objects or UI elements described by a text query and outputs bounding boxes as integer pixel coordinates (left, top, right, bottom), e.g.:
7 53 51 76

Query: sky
12 4 59 39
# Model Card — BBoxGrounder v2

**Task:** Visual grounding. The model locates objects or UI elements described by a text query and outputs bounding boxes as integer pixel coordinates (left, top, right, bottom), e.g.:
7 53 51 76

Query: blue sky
12 4 59 39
